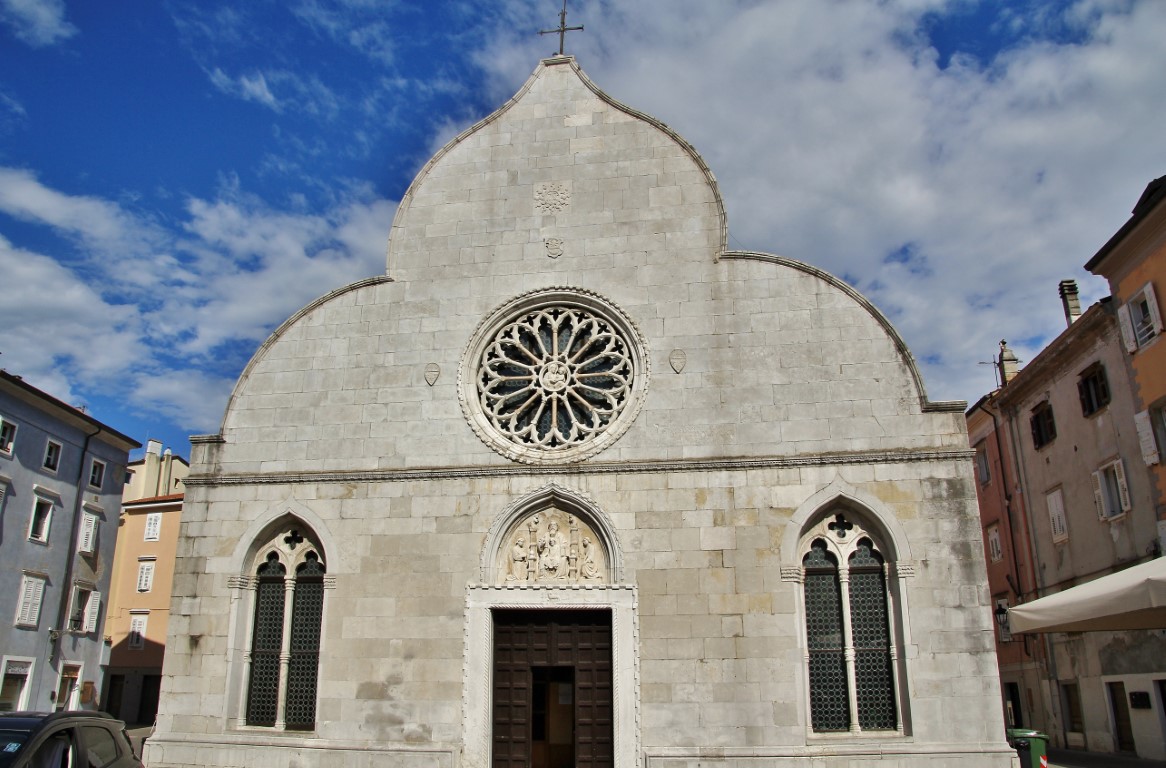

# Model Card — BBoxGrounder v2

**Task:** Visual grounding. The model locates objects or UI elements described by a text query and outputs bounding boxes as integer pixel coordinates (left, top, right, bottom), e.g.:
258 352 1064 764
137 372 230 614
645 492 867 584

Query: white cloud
209 68 280 110
0 0 76 47
0 167 148 251
132 369 237 434
0 234 142 384
0 169 394 433
471 0 1166 403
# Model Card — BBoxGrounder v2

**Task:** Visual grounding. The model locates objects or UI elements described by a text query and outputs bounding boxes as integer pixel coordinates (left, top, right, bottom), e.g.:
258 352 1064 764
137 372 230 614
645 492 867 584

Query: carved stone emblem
424 363 440 386
669 348 686 373
544 237 564 258
496 510 606 584
534 182 570 213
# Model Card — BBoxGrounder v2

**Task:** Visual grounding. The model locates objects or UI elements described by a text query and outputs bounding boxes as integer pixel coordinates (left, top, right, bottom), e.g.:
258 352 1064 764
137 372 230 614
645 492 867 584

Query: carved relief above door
495 509 608 585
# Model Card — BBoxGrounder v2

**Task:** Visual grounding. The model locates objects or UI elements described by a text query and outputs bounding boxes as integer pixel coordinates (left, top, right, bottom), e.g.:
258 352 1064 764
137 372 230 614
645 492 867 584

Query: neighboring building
148 56 1013 768
103 440 189 724
1085 173 1166 552
0 369 139 712
122 439 189 501
966 347 1046 734
970 278 1166 760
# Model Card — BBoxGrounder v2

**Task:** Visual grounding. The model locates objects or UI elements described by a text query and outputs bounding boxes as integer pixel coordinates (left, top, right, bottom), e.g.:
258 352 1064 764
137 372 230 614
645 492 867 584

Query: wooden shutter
83 591 101 633
18 576 45 625
1144 283 1163 335
1046 489 1068 542
129 614 148 649
137 562 155 592
1114 459 1132 511
144 513 161 541
1135 410 1161 465
78 513 98 554
1091 471 1105 519
1117 303 1138 352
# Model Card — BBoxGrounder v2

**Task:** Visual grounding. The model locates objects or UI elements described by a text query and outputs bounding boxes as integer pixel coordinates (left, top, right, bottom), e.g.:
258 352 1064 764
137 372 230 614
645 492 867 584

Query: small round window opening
460 288 650 464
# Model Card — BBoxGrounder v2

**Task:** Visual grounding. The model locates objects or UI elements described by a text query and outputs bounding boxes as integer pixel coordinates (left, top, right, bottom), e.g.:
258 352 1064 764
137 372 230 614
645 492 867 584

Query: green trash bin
1006 728 1048 768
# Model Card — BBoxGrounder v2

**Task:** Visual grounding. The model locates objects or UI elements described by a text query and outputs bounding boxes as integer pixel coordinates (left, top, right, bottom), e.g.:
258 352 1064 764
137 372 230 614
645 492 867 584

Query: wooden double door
493 610 613 768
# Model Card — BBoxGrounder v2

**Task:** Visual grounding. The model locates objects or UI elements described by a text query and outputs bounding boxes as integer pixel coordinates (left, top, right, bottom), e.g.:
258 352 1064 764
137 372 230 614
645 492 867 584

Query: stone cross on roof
540 0 584 56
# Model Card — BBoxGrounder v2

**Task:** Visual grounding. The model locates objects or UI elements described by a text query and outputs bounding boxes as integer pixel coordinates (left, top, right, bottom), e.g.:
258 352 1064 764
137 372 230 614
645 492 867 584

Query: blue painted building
0 370 139 711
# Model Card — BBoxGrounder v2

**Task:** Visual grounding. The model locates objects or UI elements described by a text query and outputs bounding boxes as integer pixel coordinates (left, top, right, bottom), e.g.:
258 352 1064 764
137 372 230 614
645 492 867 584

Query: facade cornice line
183 448 973 487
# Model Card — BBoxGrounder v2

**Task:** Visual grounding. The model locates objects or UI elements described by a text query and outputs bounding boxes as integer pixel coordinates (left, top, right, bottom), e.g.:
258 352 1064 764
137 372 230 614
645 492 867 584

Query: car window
27 730 74 768
79 728 119 768
0 730 30 768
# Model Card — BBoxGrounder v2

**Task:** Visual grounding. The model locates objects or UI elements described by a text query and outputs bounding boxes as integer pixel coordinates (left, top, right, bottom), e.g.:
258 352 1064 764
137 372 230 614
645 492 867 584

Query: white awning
1008 557 1166 633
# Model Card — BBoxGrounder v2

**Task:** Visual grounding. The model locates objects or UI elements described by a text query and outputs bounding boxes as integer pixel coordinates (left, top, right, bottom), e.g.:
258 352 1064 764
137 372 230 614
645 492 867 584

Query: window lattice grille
804 540 849 731
285 554 325 730
849 540 896 730
246 553 286 726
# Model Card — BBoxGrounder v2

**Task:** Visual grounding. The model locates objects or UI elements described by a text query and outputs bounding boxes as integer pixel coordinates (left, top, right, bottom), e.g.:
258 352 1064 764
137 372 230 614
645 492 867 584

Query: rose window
460 289 649 464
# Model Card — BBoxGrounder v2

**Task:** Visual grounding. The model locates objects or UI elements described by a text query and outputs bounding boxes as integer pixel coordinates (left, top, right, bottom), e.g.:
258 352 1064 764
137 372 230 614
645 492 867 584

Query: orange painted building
1086 174 1166 553
103 441 188 724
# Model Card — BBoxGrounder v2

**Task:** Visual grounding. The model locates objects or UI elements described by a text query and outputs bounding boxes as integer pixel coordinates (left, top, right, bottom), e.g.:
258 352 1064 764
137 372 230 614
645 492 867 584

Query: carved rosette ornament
495 510 607 585
459 288 650 464
534 182 570 213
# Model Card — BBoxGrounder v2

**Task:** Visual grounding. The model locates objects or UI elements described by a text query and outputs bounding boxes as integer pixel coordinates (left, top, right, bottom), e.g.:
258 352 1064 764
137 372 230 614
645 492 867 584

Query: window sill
227 725 320 740
807 729 910 743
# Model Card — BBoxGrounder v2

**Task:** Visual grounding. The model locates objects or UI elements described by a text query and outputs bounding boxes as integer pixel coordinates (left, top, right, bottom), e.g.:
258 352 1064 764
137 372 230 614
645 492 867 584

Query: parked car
0 711 143 768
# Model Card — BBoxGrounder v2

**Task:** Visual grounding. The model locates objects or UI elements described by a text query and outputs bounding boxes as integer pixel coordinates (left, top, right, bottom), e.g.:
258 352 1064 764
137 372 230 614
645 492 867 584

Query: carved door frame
463 586 638 768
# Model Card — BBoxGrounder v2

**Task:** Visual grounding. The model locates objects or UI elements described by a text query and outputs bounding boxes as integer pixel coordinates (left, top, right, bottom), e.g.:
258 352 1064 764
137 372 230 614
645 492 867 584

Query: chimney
997 340 1019 386
1059 280 1081 327
146 439 162 456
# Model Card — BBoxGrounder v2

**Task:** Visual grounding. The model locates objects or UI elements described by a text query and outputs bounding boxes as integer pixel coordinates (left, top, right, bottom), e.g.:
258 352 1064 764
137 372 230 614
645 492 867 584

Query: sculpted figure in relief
538 520 567 578
508 537 527 581
496 511 606 584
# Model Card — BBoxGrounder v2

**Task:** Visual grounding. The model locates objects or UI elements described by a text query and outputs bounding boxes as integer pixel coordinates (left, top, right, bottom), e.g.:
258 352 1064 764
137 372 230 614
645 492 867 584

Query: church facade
148 57 1014 768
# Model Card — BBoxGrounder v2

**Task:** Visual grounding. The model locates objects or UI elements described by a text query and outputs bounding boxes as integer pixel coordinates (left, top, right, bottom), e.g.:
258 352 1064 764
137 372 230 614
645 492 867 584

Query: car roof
0 711 121 732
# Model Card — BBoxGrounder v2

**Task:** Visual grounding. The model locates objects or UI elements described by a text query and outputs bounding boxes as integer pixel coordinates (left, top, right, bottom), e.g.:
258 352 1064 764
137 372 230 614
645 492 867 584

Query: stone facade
148 57 1013 767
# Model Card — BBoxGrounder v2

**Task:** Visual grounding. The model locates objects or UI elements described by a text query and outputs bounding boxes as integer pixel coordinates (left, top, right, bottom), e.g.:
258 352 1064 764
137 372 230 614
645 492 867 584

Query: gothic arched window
239 527 326 731
799 511 902 735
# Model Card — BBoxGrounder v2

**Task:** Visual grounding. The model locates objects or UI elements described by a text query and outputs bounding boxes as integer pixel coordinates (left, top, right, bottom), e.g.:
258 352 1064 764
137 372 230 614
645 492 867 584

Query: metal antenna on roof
540 0 583 56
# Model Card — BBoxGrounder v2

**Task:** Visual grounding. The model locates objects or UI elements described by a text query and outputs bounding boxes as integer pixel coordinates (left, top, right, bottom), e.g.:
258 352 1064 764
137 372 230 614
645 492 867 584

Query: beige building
103 440 188 724
148 57 1012 768
989 293 1166 759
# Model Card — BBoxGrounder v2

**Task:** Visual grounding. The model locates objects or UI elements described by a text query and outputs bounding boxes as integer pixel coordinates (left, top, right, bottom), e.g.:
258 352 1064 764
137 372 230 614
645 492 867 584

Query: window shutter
1091 471 1105 519
1114 459 1132 511
19 577 45 625
1047 489 1068 542
144 513 161 541
1077 379 1089 414
1135 410 1161 466
83 591 101 633
78 513 98 554
1117 303 1138 352
137 562 155 592
1144 282 1163 335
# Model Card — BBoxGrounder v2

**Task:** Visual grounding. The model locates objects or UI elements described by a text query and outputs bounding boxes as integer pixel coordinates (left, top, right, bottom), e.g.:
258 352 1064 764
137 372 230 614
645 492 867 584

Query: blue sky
1 0 1164 461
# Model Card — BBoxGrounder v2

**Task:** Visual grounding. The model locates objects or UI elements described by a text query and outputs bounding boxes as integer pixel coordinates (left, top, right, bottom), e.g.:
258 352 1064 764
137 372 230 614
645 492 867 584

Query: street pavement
124 729 1166 768
1048 747 1166 768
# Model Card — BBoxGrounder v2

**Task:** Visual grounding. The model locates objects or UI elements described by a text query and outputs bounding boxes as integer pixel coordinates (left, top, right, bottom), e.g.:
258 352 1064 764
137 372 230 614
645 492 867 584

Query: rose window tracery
460 289 649 464
480 305 633 449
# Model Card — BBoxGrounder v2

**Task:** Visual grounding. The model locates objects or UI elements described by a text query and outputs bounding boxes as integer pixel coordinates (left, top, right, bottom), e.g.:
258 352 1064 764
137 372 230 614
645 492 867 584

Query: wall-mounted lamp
47 628 62 642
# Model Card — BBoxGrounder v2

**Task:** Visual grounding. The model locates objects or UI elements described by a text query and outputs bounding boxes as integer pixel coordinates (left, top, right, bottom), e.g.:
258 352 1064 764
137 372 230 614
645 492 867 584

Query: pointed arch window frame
229 524 334 733
791 509 910 738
